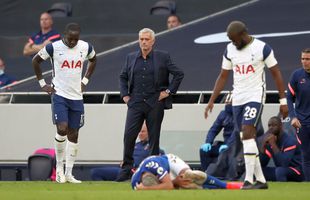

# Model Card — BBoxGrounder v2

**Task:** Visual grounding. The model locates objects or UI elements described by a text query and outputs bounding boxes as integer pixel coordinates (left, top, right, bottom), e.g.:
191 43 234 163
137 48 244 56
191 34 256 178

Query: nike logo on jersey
244 117 254 120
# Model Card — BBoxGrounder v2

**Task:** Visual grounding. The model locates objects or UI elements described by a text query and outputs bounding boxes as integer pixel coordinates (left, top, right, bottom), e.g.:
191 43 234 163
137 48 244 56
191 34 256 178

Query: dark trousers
199 142 223 171
262 167 303 182
297 125 310 181
91 167 121 181
122 101 164 168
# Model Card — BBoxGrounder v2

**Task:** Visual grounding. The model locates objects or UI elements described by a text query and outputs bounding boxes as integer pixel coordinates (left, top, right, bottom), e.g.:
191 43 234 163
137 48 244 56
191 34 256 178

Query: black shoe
241 181 254 190
253 181 268 189
115 167 132 182
241 181 268 190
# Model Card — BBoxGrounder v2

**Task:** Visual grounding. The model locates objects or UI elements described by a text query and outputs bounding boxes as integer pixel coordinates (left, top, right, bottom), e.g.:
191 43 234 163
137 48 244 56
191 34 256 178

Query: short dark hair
302 48 310 53
65 23 81 33
168 14 181 23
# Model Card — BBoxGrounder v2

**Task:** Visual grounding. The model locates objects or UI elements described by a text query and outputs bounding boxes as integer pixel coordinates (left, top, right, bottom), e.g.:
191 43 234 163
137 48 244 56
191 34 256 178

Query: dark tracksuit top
260 132 302 175
205 105 234 145
287 68 310 125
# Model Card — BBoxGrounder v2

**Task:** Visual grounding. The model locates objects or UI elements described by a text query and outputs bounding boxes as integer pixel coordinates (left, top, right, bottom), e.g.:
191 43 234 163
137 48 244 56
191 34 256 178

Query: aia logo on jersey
61 60 82 68
234 64 255 74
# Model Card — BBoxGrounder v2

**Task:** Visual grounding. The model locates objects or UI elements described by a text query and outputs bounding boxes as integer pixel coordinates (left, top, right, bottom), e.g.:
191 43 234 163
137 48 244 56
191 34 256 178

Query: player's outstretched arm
205 69 230 119
269 65 288 118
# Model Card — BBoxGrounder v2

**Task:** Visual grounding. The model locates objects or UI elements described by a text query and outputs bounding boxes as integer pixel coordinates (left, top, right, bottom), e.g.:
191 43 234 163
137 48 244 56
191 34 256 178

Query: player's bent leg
65 128 81 183
55 123 68 183
183 169 207 185
241 125 267 189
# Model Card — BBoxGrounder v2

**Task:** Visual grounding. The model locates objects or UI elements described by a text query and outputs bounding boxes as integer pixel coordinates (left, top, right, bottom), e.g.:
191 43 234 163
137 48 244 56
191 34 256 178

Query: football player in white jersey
204 21 288 189
32 23 96 183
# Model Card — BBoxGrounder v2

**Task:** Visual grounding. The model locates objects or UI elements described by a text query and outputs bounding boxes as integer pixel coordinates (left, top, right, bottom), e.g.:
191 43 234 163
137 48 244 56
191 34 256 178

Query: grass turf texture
0 181 309 200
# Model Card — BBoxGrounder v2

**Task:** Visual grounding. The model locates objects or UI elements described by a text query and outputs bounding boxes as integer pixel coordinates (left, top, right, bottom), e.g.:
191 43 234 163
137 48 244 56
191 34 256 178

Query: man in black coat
117 28 184 181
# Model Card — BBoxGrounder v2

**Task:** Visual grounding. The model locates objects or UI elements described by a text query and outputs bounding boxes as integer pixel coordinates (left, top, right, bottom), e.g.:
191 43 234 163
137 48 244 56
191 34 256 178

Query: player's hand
200 143 212 152
123 96 130 104
261 133 272 152
291 117 302 128
41 84 56 95
279 104 289 119
158 91 169 101
135 182 146 190
266 134 277 146
173 175 192 188
204 102 214 119
219 144 228 153
81 83 86 92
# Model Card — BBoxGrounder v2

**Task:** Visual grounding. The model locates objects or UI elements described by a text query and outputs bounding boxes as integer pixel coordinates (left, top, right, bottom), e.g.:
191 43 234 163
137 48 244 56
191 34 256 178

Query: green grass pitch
0 181 309 200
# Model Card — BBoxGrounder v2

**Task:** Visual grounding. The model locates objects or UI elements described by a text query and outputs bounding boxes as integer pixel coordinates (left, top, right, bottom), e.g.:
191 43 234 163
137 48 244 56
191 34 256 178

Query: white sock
242 138 257 184
254 155 266 183
65 141 78 177
54 133 67 168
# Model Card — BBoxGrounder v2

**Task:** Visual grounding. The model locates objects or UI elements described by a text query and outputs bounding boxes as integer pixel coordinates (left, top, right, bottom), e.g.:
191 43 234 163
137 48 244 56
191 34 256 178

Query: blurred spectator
23 12 61 57
167 14 182 30
0 57 17 88
91 123 164 181
200 93 233 171
258 116 303 182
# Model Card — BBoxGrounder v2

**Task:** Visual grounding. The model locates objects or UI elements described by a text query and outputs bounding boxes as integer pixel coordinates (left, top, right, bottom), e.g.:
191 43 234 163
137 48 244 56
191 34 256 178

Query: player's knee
241 125 255 140
67 129 79 143
57 124 68 136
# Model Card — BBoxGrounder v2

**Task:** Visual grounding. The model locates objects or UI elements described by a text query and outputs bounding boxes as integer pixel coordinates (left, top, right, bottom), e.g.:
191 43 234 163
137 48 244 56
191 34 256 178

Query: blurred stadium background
0 0 310 182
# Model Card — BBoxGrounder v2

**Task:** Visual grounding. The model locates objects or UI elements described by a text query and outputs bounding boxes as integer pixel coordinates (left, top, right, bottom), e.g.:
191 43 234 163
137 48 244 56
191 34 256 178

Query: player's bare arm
172 175 192 188
269 65 289 118
205 69 230 119
81 55 97 91
32 54 56 94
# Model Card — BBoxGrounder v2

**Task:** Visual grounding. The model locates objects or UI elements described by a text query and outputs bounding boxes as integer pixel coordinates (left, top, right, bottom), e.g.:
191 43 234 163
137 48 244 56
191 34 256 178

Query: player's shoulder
291 68 304 78
226 42 235 51
49 40 63 50
252 38 269 49
282 132 298 146
77 40 90 47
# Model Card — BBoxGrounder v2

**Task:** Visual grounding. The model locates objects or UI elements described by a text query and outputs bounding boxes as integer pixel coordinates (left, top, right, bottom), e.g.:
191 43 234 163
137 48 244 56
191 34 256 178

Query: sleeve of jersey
37 43 53 60
221 48 232 70
273 139 297 167
263 44 278 68
87 44 96 59
287 73 297 118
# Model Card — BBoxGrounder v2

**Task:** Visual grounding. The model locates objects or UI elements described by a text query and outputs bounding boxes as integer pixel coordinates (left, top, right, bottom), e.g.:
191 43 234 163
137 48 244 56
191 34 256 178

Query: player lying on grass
131 154 242 190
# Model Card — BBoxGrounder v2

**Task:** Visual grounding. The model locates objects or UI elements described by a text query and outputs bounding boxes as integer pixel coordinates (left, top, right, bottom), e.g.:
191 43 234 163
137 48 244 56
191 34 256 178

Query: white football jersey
221 38 278 106
38 40 95 100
